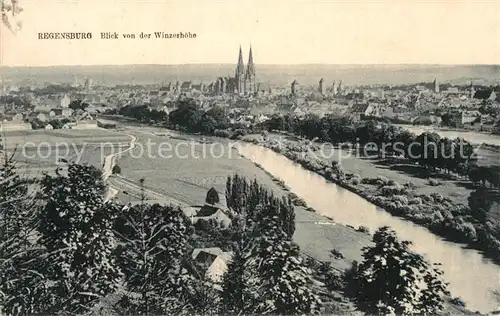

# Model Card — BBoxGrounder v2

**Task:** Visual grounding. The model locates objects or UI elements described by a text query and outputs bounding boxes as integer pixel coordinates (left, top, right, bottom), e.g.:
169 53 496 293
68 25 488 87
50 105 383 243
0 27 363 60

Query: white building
191 248 233 283
60 94 71 108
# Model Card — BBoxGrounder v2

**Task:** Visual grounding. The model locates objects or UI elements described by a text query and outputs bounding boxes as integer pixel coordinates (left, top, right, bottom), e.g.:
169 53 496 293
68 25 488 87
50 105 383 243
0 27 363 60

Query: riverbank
241 133 500 267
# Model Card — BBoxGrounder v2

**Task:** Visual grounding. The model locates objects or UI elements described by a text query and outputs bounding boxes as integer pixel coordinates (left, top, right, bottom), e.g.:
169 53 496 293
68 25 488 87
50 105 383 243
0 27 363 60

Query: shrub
350 173 362 185
376 176 389 185
324 168 334 180
305 159 322 172
288 192 307 207
428 178 440 186
450 297 466 308
214 129 232 138
357 226 370 234
430 193 444 203
229 129 247 140
392 195 409 205
380 184 407 196
112 164 121 174
431 210 445 223
361 177 373 184
409 197 423 205
293 198 308 207
372 196 388 205
399 205 418 216
362 176 390 186
330 249 345 259
420 194 433 203
404 182 417 190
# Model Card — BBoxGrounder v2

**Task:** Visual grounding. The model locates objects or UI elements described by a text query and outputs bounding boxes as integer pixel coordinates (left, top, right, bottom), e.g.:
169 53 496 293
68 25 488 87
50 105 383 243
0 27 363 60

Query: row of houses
0 119 100 131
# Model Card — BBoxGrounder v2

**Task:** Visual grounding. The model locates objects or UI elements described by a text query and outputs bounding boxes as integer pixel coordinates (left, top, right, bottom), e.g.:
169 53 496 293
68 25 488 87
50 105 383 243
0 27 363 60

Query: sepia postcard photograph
1 0 500 315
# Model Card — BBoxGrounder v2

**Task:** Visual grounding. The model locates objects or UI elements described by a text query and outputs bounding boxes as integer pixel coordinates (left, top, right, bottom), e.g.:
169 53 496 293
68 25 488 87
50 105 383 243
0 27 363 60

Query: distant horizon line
1 63 500 68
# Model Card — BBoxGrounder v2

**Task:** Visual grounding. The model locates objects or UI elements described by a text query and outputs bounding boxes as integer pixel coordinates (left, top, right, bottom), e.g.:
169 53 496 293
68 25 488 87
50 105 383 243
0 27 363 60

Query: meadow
3 129 131 175
117 133 274 205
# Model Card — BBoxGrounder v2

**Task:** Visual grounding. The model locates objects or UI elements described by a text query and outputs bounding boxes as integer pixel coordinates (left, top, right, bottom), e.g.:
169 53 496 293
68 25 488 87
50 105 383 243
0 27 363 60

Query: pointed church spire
236 45 245 76
246 45 255 76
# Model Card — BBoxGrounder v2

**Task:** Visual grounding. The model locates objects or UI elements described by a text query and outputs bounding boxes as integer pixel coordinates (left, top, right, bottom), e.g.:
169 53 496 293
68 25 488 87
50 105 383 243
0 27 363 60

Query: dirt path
102 133 137 201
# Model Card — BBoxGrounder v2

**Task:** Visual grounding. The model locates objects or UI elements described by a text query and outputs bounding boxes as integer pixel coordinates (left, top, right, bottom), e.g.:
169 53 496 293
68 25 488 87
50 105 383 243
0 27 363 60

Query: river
238 143 500 314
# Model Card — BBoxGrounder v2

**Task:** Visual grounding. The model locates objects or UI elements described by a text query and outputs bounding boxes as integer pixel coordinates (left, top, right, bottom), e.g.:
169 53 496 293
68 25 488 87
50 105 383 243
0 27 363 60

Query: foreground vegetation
0 135 460 315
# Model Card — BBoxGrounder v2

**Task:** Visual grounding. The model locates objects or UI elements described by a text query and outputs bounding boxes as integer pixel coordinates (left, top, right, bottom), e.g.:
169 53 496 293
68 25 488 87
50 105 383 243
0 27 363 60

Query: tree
114 203 194 315
225 175 295 237
221 247 247 313
348 226 449 315
249 214 321 314
0 142 48 316
68 99 89 111
169 98 202 132
331 160 346 182
205 106 231 129
468 188 500 223
205 187 220 205
111 164 121 175
38 163 121 314
223 176 318 315
412 132 441 170
1 0 23 35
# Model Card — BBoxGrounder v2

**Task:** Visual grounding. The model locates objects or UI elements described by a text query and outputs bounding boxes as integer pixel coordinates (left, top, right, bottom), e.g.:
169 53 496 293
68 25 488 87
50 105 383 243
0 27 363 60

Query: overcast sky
1 0 499 66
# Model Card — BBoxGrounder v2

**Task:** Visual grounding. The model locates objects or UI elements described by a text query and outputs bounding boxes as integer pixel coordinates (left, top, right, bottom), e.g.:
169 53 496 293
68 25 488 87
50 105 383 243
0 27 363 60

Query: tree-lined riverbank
242 134 500 263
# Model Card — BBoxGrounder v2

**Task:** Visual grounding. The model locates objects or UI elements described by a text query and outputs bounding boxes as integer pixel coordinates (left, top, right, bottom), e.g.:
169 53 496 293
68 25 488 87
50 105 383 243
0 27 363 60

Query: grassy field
2 129 131 175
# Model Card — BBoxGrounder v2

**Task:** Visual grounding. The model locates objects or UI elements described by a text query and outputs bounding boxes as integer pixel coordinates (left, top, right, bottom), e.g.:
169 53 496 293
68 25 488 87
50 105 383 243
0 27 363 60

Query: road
102 132 137 201
101 130 189 208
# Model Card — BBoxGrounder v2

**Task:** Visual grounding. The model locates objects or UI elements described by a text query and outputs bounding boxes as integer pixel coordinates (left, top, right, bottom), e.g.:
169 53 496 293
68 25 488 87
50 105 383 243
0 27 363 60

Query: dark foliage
205 187 220 205
114 203 194 314
346 226 449 315
38 163 121 314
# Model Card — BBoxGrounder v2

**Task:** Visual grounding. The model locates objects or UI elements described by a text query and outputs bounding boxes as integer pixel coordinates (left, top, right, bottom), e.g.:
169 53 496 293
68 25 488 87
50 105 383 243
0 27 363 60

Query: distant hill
1 64 499 87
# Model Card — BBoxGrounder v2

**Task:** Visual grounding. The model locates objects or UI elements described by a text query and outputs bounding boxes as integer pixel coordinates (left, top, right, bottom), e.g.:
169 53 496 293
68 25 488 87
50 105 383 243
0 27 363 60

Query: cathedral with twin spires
213 46 256 95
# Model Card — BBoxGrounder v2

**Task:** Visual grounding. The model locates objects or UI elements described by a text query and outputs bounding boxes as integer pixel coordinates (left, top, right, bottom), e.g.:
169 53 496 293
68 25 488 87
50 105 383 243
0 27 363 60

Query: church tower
235 46 245 94
433 78 440 93
245 46 256 95
319 78 325 95
291 80 298 96
332 81 338 95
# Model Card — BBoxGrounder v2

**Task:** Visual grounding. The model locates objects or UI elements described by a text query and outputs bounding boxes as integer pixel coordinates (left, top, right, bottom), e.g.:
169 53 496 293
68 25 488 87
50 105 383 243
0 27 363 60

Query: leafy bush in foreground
346 226 449 315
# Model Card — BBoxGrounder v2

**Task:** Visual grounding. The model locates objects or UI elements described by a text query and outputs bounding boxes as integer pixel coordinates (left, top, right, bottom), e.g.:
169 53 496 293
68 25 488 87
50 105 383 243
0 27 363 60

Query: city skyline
1 0 500 67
